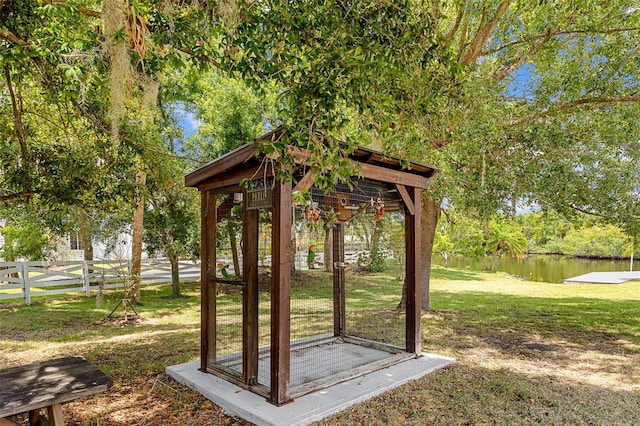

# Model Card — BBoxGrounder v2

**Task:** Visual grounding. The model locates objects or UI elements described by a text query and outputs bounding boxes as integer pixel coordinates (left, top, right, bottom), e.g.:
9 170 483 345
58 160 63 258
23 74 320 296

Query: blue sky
172 102 201 138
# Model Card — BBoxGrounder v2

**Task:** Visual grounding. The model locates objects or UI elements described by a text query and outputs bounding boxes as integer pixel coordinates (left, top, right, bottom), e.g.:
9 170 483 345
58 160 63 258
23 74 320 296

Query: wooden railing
0 259 201 305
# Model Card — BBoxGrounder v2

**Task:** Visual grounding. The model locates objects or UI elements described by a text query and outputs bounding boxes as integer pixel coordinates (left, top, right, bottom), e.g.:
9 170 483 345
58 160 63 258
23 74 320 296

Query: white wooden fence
0 259 201 305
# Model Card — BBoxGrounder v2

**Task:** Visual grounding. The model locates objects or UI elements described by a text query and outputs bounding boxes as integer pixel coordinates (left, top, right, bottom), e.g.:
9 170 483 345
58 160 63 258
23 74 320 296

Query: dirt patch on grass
452 332 640 394
62 373 251 426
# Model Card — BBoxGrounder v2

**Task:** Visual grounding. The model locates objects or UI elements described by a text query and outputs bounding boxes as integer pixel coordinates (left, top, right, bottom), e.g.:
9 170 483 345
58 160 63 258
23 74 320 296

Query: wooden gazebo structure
186 130 436 405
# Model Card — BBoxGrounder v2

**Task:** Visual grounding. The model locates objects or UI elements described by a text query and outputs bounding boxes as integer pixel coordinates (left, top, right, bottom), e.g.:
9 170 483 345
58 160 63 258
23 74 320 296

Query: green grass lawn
1 267 638 425
318 268 640 425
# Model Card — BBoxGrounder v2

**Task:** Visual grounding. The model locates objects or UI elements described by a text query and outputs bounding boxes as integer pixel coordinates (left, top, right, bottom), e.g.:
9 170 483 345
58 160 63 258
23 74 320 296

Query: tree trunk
169 254 181 297
420 193 441 312
371 218 382 250
228 221 240 277
397 276 408 310
291 225 297 277
82 236 94 261
78 216 95 284
130 169 146 302
78 215 94 261
126 70 160 302
0 219 17 278
367 218 385 271
1 219 12 262
323 225 333 273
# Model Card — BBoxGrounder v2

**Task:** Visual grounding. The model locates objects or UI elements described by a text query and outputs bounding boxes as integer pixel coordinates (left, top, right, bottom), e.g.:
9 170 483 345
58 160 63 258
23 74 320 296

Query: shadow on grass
431 266 484 281
0 284 202 339
428 291 640 354
316 362 640 426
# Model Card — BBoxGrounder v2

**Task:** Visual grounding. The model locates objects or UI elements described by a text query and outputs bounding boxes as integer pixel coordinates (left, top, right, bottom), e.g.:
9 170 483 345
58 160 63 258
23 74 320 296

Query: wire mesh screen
286 177 407 393
213 192 244 379
289 201 336 389
344 211 406 348
257 215 272 388
312 177 406 348
207 177 410 397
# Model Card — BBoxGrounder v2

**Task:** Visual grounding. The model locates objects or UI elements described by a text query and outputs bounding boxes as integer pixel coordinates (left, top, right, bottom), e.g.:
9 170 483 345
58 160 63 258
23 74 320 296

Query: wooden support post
269 181 292 405
46 404 64 425
201 190 217 371
28 409 41 425
332 224 346 337
243 201 259 386
405 187 422 354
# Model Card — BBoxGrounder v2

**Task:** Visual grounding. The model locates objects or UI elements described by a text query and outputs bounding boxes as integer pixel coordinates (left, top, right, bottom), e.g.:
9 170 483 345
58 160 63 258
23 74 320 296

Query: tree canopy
1 1 638 307
3 1 637 223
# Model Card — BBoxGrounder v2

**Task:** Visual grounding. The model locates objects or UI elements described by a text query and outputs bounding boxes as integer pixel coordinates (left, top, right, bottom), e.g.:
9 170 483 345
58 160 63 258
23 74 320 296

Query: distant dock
563 271 640 284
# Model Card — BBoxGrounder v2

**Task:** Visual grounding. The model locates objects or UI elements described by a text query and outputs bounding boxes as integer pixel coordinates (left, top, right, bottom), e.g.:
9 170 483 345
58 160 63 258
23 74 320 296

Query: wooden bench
0 356 112 426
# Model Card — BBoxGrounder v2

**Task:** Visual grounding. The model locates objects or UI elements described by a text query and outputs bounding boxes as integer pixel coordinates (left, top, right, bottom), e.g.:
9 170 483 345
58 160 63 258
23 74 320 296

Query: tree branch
445 4 464 41
174 46 223 70
430 0 441 22
0 28 30 48
3 66 29 160
72 99 205 164
505 96 640 128
602 45 640 97
459 1 510 66
455 0 470 63
485 27 640 56
40 0 101 18
491 29 551 83
0 191 36 203
567 203 606 219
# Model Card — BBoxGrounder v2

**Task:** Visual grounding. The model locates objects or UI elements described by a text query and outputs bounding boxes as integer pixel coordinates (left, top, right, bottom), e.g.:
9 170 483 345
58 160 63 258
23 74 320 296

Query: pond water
433 254 636 284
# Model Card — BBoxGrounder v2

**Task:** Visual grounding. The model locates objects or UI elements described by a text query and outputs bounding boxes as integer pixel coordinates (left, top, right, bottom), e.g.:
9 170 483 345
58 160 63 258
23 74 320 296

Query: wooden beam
269 180 292 405
394 184 415 215
210 277 244 286
283 146 432 189
186 143 257 187
197 166 272 192
358 162 431 189
286 146 433 188
242 201 259 386
405 187 422 354
292 170 315 193
201 190 217 370
200 190 208 371
332 224 346 336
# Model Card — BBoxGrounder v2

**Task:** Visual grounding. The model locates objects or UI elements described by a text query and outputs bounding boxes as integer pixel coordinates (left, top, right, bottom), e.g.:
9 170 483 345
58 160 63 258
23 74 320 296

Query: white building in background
54 232 85 261
57 232 148 261
0 222 146 261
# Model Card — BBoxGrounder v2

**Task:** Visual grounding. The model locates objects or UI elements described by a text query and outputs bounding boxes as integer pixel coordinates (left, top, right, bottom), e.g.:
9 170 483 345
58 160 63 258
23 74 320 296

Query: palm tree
483 220 528 270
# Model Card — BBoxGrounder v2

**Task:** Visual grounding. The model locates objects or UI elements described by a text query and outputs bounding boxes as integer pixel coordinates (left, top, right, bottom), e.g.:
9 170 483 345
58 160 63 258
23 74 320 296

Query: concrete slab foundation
564 271 640 284
166 353 455 426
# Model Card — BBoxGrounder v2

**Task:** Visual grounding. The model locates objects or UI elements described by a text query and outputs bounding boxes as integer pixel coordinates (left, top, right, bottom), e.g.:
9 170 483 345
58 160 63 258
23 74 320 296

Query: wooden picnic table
0 356 112 426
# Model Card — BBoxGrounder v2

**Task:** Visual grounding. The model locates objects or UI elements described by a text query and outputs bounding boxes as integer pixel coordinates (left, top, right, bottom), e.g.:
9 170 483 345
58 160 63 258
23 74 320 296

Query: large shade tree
408 1 640 308
2 1 639 311
1 0 223 300
215 1 640 310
